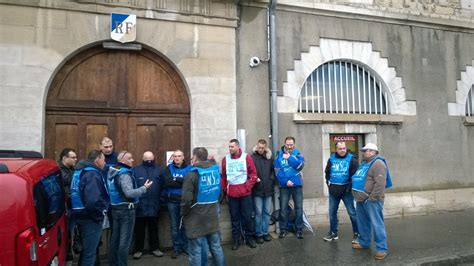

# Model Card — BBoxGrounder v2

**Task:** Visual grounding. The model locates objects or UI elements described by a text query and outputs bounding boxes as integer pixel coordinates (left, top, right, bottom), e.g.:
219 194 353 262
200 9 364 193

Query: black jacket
325 153 359 198
73 160 109 223
164 161 191 202
58 160 74 196
133 162 164 217
251 146 275 197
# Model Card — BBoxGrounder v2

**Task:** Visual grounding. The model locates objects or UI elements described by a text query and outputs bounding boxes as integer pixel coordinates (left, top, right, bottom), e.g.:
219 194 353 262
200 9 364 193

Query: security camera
249 56 261 68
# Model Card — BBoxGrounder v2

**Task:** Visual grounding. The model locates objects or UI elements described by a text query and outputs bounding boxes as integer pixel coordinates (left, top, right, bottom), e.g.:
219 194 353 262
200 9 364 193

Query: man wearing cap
351 143 392 261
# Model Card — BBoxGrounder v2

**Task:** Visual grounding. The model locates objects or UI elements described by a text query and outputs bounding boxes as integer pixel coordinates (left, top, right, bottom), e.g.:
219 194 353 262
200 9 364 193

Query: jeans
228 195 255 240
279 187 303 232
108 208 136 266
328 191 359 235
253 196 273 236
76 219 103 266
168 201 188 252
134 216 159 252
188 232 225 266
356 200 388 252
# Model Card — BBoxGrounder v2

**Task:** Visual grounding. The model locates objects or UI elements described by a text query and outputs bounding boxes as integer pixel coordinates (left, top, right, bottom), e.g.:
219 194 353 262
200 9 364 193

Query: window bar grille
351 62 355 113
368 72 372 114
373 75 377 114
467 90 471 116
357 65 361 114
322 66 327 113
379 81 383 115
333 62 338 113
384 91 388 115
345 61 349 114
317 69 321 113
362 67 367 114
304 77 309 113
310 72 315 113
339 61 344 114
299 83 302 112
328 63 333 113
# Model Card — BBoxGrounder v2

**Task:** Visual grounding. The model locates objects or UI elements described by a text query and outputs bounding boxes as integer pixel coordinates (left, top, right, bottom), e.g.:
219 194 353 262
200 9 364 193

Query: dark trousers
134 216 159 252
228 195 255 240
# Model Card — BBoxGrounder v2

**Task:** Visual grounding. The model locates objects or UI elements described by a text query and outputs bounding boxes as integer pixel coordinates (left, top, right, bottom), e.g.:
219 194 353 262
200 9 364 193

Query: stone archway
45 44 190 164
279 38 417 116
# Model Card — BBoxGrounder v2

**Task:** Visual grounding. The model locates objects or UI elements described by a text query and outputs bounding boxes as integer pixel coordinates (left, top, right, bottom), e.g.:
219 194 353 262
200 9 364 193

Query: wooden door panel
127 117 190 166
53 124 78 161
86 124 109 156
45 115 116 161
129 51 189 112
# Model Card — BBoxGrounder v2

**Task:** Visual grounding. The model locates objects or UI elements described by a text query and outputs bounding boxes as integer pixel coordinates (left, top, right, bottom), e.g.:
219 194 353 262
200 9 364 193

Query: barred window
298 60 389 114
466 86 474 116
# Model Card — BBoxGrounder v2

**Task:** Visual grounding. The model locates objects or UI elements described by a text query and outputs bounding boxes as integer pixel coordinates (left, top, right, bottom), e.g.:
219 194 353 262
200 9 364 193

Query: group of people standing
323 141 392 260
57 134 392 265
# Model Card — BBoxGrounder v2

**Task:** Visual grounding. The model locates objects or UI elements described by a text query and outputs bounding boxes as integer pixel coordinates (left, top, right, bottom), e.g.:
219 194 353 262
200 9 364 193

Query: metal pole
268 0 279 235
269 0 278 154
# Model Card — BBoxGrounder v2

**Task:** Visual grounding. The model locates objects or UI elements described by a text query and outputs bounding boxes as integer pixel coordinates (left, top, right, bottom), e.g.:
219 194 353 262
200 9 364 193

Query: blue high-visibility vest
329 153 353 185
107 167 138 205
192 164 221 205
70 167 104 210
352 156 393 192
168 164 192 198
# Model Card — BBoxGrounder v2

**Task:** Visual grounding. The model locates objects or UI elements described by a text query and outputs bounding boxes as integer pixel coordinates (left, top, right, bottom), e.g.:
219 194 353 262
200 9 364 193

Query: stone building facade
0 0 473 245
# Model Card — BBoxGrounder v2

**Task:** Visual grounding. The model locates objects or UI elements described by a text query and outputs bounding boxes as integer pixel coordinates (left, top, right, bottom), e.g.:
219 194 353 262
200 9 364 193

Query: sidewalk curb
418 251 474 265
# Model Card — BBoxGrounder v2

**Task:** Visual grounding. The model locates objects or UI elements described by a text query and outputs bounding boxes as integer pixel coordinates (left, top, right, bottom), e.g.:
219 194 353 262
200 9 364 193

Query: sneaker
246 238 257 248
323 232 339 242
374 252 387 260
352 233 359 244
132 251 142 259
296 231 304 239
263 234 272 242
256 236 264 244
352 243 368 249
171 251 178 259
232 239 240 250
152 249 164 257
179 249 188 256
279 231 287 239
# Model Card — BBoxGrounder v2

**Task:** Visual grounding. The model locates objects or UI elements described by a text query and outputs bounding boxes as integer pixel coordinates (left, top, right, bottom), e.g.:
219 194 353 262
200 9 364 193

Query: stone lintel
293 112 404 124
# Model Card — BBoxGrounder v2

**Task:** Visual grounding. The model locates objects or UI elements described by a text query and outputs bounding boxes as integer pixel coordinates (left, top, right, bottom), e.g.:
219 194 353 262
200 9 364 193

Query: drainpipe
269 0 278 154
268 0 280 234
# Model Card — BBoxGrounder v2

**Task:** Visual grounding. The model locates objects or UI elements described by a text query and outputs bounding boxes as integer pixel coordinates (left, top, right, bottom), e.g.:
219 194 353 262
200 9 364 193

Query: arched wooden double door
45 45 190 165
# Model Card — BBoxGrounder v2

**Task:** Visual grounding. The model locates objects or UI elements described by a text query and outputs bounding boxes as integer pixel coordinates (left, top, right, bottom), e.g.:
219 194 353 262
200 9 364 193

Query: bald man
131 151 166 259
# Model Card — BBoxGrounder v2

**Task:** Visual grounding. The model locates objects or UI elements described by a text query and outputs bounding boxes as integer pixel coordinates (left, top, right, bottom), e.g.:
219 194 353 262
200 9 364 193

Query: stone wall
0 3 237 157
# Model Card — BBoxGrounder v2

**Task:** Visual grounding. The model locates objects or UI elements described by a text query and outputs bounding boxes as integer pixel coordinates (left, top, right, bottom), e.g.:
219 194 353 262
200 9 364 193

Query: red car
0 150 67 266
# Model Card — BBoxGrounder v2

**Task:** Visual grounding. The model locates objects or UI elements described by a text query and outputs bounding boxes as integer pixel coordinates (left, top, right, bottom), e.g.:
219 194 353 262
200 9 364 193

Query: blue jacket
71 160 109 223
132 162 164 217
274 146 305 187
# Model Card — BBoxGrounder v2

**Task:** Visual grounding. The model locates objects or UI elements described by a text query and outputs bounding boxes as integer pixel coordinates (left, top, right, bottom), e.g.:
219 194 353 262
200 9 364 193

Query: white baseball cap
361 143 378 151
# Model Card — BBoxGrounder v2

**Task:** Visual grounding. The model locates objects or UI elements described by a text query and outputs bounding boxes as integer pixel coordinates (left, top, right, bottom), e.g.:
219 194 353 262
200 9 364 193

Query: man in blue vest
323 141 359 243
107 151 153 266
181 147 225 266
221 139 258 250
165 149 192 259
132 151 165 259
70 150 109 266
274 136 305 239
351 143 392 260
